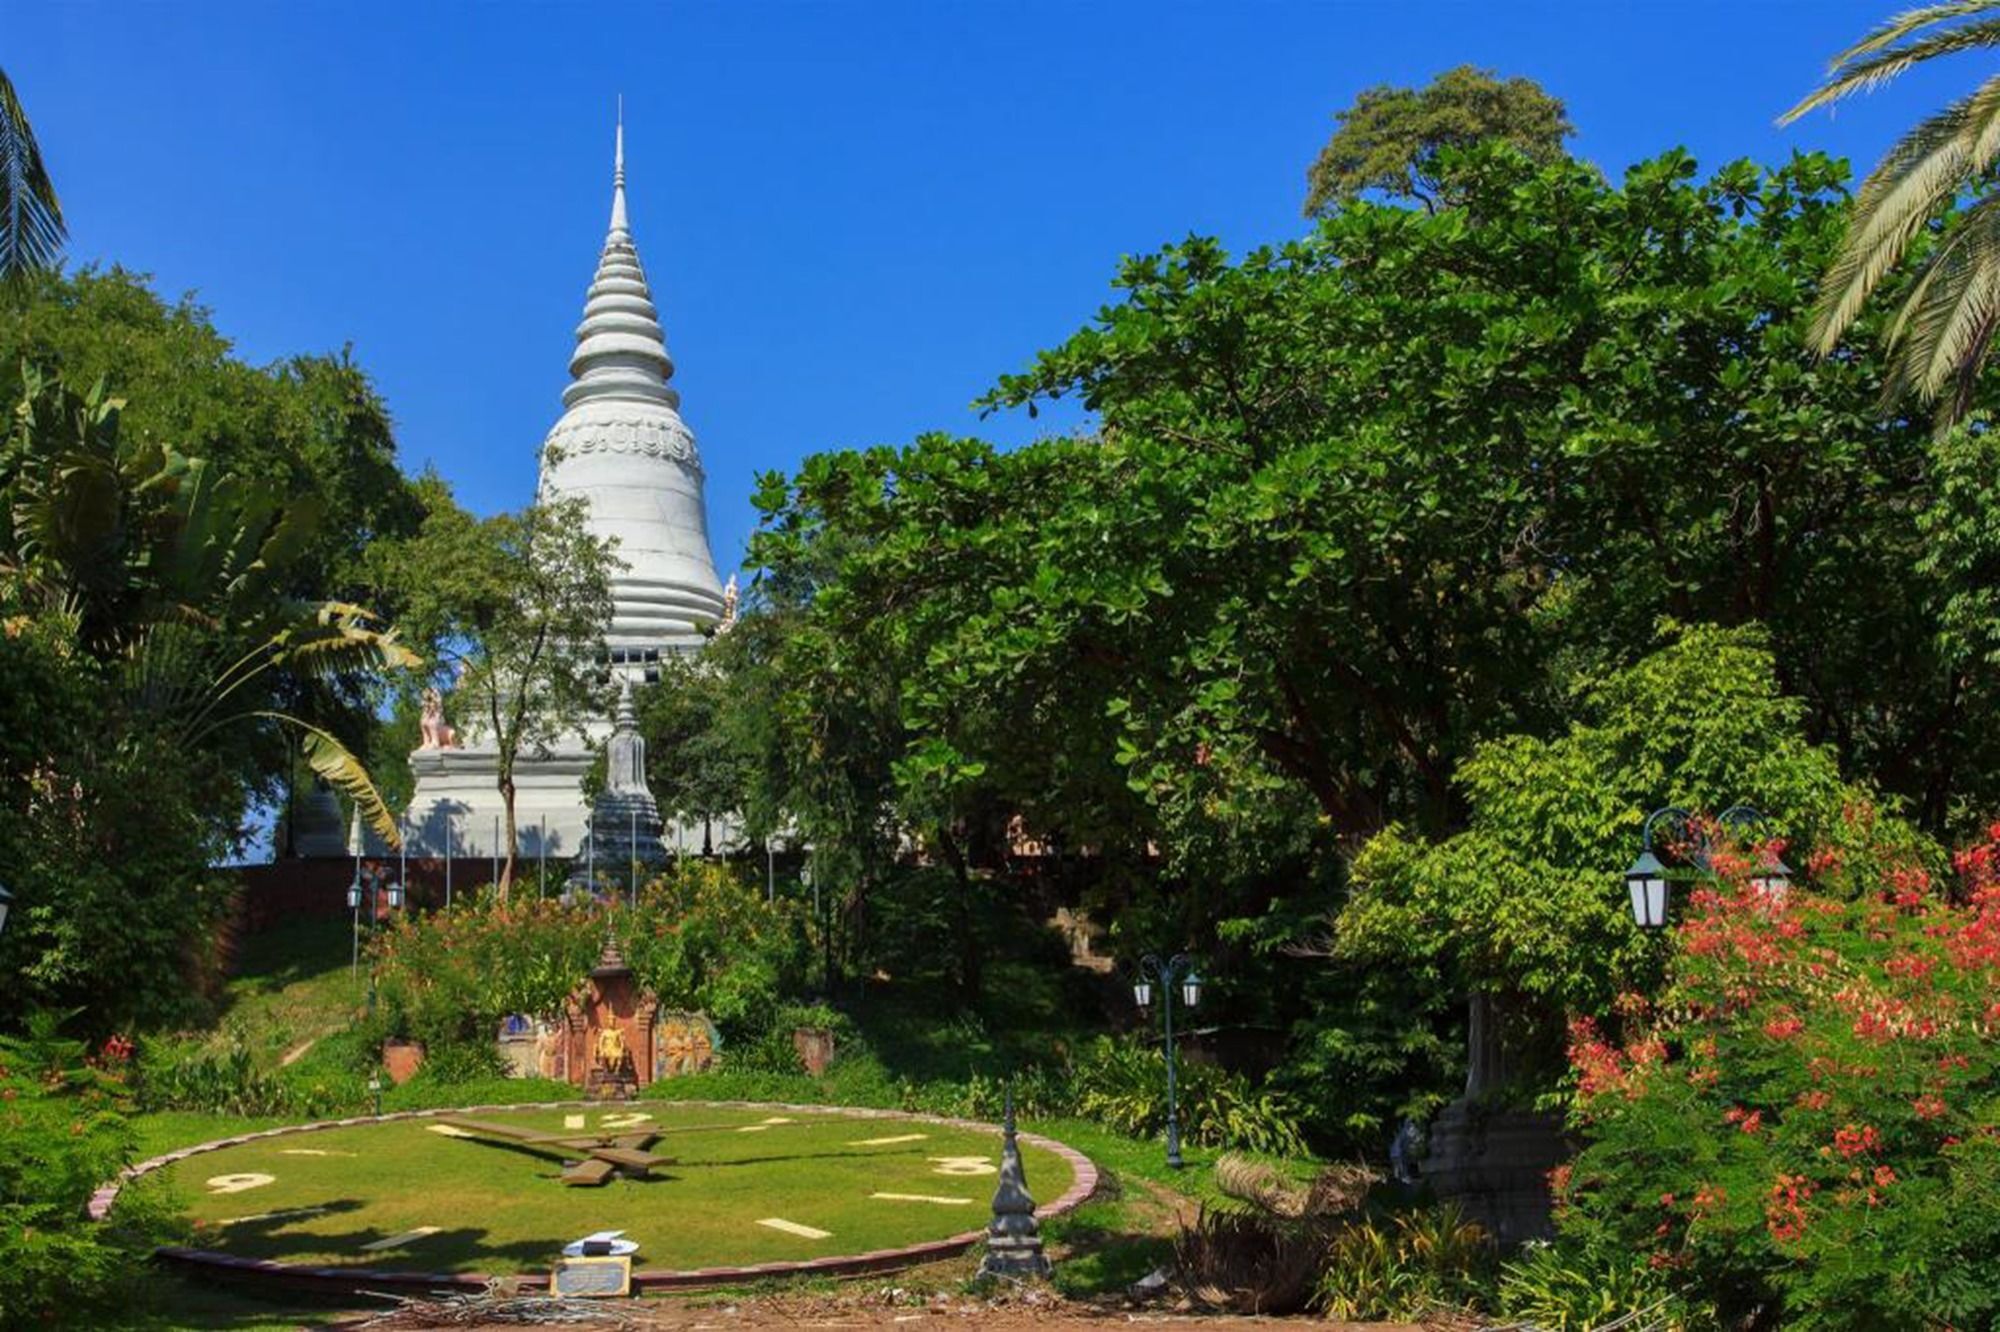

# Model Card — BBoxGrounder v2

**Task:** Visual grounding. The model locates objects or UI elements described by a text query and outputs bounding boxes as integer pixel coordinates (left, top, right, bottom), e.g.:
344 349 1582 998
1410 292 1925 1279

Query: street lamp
1623 847 1670 930
1134 952 1201 1169
1625 804 1788 929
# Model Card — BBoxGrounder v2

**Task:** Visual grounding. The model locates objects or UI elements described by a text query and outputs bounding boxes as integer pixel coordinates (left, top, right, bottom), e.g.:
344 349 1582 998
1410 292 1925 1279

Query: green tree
636 650 751 856
1781 0 2000 424
1303 64 1572 215
741 438 1158 1000
379 491 619 898
1336 624 1934 1105
739 147 2000 1135
2 368 415 840
0 66 63 285
0 267 426 606
980 148 2000 853
1 371 417 1028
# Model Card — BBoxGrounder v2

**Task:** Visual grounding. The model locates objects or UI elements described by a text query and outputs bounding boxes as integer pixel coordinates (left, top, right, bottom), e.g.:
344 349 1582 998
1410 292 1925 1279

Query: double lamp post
1132 952 1203 1169
1622 803 1792 929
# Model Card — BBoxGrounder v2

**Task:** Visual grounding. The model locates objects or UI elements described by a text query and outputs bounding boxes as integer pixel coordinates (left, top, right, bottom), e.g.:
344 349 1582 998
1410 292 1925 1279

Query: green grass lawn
149 1102 1078 1274
120 906 1279 1322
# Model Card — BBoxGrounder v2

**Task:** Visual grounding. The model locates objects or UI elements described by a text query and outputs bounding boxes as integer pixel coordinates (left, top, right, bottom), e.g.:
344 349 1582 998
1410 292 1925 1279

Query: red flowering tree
1557 820 2000 1328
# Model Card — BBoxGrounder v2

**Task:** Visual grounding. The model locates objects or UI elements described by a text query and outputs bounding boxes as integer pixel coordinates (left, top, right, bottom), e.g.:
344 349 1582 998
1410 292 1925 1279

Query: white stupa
541 116 726 661
396 115 724 861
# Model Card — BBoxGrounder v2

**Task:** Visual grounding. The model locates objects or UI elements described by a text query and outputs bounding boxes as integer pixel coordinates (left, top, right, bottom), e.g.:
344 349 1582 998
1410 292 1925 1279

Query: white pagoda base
402 744 594 859
398 743 735 862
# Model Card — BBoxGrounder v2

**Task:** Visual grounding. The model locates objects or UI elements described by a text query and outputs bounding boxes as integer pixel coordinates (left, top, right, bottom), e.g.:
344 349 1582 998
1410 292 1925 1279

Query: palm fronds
0 65 64 284
1782 4 2000 117
1782 1 2000 422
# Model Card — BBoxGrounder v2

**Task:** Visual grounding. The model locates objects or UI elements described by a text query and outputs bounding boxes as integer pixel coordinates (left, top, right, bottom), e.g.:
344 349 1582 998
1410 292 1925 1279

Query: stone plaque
653 1010 719 1078
551 1254 631 1298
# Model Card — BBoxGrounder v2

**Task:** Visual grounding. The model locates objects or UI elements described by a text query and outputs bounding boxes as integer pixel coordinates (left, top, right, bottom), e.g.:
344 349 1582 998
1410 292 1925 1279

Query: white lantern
1181 971 1203 1009
1750 853 1794 902
346 878 362 911
0 882 12 936
1132 980 1154 1009
1625 849 1670 929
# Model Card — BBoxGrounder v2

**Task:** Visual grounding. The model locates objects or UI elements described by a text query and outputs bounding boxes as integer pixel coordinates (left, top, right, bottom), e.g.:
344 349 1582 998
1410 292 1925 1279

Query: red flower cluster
1831 1123 1883 1159
1767 1172 1814 1244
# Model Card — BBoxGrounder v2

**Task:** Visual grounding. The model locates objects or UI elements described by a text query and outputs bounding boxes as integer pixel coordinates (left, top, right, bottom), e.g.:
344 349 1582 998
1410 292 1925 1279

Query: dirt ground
334 1290 1420 1331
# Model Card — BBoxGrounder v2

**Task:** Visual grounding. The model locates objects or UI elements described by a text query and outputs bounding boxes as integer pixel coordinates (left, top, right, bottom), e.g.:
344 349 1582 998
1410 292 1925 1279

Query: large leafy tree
0 268 432 839
737 148 2000 1140
1781 0 2000 424
2 368 415 836
740 438 1155 999
378 491 618 898
635 651 752 857
0 65 63 285
978 147 2000 853
1303 64 1572 215
1337 624 1934 1109
0 267 425 605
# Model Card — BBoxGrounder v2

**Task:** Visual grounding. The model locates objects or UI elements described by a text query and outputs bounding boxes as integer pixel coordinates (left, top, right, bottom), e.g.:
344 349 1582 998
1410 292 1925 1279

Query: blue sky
8 1 1971 580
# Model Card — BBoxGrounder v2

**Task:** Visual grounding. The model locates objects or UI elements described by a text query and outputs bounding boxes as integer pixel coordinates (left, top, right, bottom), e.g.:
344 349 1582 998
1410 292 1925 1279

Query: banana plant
127 602 420 847
6 368 421 846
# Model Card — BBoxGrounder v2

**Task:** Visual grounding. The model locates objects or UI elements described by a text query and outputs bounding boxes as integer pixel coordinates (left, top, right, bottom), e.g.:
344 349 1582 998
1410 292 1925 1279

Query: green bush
1497 1240 1694 1330
135 1042 333 1118
1070 1036 1309 1156
408 1039 506 1085
0 1014 182 1325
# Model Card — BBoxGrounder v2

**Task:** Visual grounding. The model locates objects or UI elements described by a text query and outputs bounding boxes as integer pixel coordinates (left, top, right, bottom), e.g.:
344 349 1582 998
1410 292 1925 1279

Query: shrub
1497 1240 1693 1331
611 861 810 1040
0 1013 181 1324
1557 816 2000 1329
363 866 810 1068
366 893 603 1052
134 1042 324 1117
1070 1036 1309 1156
1314 1204 1496 1321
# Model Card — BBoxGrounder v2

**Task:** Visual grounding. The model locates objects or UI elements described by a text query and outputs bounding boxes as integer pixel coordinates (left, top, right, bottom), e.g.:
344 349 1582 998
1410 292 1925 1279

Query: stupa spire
610 96 628 236
535 105 726 654
561 110 677 412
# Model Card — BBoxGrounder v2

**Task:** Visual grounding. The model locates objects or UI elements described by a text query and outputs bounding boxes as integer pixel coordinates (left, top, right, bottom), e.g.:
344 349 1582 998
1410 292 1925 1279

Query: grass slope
154 1103 1076 1274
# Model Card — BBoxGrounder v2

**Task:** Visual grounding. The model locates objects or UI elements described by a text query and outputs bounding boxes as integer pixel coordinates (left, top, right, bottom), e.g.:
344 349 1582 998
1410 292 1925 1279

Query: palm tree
0 65 65 285
1782 2 2000 425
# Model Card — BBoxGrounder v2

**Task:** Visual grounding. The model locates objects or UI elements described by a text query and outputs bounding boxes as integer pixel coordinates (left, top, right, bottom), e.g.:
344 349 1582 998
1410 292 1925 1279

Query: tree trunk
499 773 518 902
937 826 983 1005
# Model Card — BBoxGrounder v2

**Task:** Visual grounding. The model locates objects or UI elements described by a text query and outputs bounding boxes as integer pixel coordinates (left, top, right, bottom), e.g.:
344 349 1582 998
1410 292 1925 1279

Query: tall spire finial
610 97 628 235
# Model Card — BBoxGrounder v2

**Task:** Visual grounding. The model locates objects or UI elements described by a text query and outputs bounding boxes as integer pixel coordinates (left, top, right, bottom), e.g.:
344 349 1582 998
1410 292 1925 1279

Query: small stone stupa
978 1087 1052 1281
574 676 667 881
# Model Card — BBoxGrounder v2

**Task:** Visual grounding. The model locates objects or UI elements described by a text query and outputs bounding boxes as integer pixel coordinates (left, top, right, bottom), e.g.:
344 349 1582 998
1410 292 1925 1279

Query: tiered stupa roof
538 113 726 659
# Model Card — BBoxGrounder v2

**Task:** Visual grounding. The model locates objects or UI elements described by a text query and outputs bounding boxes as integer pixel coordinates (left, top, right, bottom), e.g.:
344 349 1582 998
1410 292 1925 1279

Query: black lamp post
1624 804 1793 930
1134 952 1202 1169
